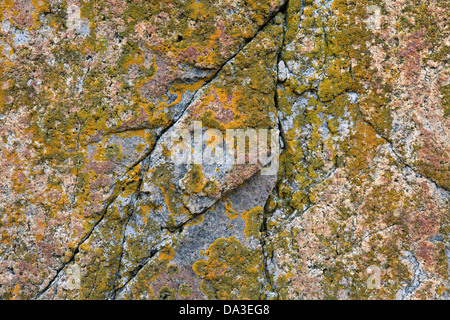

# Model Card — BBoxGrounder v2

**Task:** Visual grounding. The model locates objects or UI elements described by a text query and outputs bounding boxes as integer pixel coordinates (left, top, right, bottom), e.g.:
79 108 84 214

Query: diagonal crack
115 3 288 184
159 7 291 233
109 2 291 298
34 189 121 299
110 178 143 300
110 235 171 299
36 3 291 299
108 0 290 184
357 106 449 193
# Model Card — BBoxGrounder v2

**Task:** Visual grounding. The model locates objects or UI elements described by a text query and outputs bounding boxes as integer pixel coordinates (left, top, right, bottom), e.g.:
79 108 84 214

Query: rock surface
0 0 449 299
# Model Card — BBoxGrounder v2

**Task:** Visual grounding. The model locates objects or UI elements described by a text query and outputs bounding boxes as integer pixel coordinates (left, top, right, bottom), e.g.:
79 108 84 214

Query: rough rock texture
0 0 448 300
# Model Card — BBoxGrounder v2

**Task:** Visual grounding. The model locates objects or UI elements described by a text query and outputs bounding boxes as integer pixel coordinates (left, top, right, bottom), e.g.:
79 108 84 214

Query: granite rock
0 0 448 300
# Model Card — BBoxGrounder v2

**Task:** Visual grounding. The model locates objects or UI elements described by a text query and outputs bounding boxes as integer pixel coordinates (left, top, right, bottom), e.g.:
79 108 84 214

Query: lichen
192 237 263 299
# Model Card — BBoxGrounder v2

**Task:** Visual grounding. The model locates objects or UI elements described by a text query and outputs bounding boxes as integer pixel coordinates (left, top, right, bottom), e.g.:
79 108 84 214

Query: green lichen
178 284 192 298
181 164 204 195
440 84 450 118
202 180 220 198
159 286 176 300
241 206 264 239
151 163 189 217
192 237 263 299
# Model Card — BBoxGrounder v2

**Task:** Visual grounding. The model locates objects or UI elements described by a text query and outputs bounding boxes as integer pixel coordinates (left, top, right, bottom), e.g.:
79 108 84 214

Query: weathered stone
0 0 448 300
